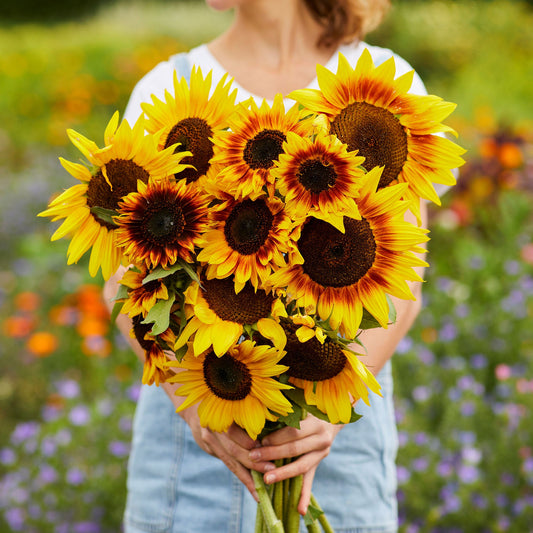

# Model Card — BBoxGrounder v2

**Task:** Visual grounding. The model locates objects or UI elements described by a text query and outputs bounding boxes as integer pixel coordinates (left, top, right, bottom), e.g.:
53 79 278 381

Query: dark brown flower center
203 350 252 400
202 277 274 324
299 217 376 287
224 199 274 255
87 159 149 229
243 129 286 170
132 314 154 352
280 318 346 381
297 158 337 193
165 117 214 183
141 201 186 245
330 102 407 189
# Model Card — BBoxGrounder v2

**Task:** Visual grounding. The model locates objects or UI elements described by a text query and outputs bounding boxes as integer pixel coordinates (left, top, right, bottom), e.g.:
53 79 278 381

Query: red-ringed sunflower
115 178 211 270
118 266 169 318
167 339 293 440
142 67 237 187
289 49 466 223
174 275 287 358
38 112 189 280
196 192 296 292
210 93 312 198
277 316 381 424
131 314 176 386
268 170 429 340
272 129 377 232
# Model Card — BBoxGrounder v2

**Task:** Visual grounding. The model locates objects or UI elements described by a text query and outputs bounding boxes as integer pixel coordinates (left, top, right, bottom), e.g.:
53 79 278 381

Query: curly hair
303 0 391 47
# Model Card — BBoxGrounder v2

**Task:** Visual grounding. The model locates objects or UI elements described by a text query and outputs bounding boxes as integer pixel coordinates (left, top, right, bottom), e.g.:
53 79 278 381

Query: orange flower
14 291 41 312
26 332 58 357
4 315 34 338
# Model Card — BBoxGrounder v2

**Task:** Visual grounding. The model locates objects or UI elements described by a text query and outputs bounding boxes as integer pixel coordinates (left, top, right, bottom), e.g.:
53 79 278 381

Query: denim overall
123 52 399 533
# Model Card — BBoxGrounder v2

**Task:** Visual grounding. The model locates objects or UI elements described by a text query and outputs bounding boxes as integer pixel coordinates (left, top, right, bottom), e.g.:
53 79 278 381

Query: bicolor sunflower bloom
174 276 287 357
131 314 176 386
268 170 429 339
279 317 381 424
115 178 211 269
142 67 237 186
210 94 312 198
289 49 465 223
196 193 296 292
119 266 169 318
273 129 374 232
38 112 189 279
168 339 293 439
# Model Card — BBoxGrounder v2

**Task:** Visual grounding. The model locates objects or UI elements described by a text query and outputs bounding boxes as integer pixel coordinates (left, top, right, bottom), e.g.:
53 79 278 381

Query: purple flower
398 431 409 448
412 457 429 472
69 405 90 426
396 336 413 354
414 432 428 446
471 353 488 369
418 347 435 365
456 431 476 445
41 437 57 457
56 378 80 398
97 398 113 416
462 446 482 464
39 465 58 484
437 461 453 478
55 428 72 445
41 404 61 422
460 401 476 416
73 521 100 533
412 386 431 402
471 493 488 509
522 457 533 473
0 447 16 465
396 465 411 484
458 464 480 484
505 260 520 275
5 507 25 531
455 303 470 318
109 440 130 457
127 383 141 402
10 421 40 444
440 322 458 342
500 473 515 486
119 416 132 433
469 256 484 269
66 467 85 486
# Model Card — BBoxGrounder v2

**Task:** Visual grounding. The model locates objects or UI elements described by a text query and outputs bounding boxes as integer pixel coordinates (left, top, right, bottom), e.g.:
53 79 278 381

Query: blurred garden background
1 0 532 531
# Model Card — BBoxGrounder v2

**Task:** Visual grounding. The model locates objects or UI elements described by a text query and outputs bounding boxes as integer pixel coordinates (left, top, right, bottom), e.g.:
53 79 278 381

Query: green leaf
386 294 397 324
90 206 118 227
174 343 188 363
143 264 182 284
284 388 330 423
177 259 201 285
276 402 303 429
110 301 124 324
142 293 176 335
303 503 323 527
112 283 129 301
359 308 382 330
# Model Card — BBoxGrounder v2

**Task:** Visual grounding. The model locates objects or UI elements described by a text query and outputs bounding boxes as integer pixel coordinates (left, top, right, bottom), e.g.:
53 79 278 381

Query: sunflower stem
306 522 321 533
252 470 285 533
310 494 335 533
273 460 284 524
286 474 303 533
255 500 265 533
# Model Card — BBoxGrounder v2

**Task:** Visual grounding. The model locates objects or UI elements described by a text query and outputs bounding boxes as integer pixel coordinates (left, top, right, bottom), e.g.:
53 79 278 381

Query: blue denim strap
171 52 191 84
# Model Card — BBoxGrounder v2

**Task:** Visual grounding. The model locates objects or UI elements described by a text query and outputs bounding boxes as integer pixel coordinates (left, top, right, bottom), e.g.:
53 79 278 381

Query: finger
264 451 324 485
213 430 276 474
298 468 316 516
226 423 259 450
250 431 331 463
205 432 259 502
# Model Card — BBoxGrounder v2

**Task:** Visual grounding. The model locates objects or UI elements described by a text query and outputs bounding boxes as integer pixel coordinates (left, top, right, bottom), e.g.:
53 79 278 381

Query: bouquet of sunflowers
40 49 464 532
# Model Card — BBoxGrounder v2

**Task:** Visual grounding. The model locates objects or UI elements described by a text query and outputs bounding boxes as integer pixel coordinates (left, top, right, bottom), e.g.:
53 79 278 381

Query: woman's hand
179 405 277 502
249 415 343 515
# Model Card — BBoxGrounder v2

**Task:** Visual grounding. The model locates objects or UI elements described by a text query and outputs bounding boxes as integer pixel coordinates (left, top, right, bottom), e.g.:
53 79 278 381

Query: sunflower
115 178 210 269
118 266 169 318
268 170 429 339
131 314 176 386
167 339 293 439
273 129 373 232
174 276 287 357
278 316 381 424
210 94 312 198
38 112 189 279
142 67 237 186
289 49 465 222
196 193 295 292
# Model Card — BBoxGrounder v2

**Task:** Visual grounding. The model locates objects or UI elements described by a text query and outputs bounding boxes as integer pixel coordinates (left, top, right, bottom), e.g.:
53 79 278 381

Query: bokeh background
1 1 532 531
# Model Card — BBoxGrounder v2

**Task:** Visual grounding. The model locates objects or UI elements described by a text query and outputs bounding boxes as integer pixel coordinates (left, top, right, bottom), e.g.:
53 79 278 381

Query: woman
106 1 429 531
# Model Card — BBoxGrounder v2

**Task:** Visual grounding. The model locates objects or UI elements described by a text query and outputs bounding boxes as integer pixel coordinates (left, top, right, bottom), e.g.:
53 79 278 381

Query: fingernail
249 450 261 461
265 474 275 484
262 438 270 446
252 490 259 503
264 463 275 472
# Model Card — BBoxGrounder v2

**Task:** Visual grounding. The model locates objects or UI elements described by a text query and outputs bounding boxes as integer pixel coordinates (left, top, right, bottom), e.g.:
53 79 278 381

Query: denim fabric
123 362 398 533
